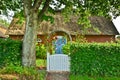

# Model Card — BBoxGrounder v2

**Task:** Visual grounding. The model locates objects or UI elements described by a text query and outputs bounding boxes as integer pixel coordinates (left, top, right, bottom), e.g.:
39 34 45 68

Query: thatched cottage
6 13 119 43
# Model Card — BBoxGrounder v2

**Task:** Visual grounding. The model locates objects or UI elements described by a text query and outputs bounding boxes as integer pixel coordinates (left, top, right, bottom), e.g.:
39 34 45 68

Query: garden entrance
46 30 72 71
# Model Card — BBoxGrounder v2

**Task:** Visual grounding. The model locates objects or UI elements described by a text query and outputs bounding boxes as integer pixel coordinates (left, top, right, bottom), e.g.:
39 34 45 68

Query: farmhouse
6 13 119 43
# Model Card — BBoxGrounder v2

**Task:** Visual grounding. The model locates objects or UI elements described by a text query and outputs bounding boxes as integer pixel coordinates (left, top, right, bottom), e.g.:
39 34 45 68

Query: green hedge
0 38 47 68
66 43 120 76
0 38 22 68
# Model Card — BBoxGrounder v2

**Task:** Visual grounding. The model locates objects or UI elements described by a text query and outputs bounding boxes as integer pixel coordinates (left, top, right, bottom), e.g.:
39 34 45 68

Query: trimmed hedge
0 38 47 68
67 43 120 76
0 38 22 68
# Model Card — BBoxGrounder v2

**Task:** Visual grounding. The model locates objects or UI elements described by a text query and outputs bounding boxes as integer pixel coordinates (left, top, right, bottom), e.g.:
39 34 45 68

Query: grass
0 69 46 80
70 75 120 80
0 64 46 80
0 74 19 80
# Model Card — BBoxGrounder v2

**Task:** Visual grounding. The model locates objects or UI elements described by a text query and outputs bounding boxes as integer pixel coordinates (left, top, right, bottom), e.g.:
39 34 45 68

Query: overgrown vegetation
36 59 46 68
0 38 22 68
36 44 47 59
0 38 47 66
14 11 25 25
0 19 10 27
116 38 120 44
0 65 46 80
0 38 46 79
70 75 120 80
1 38 120 79
63 42 120 77
62 42 71 55
0 38 47 68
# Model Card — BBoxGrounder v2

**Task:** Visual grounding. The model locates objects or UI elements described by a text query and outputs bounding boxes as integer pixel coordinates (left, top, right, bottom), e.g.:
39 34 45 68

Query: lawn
70 75 120 80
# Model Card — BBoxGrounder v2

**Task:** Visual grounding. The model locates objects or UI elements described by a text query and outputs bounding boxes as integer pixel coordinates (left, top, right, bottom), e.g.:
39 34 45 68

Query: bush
0 38 22 68
36 44 47 59
68 42 120 76
0 38 48 68
63 42 72 55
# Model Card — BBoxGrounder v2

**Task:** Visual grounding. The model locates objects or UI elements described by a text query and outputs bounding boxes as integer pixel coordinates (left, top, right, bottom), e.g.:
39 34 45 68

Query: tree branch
38 0 51 21
33 0 42 11
23 0 32 16
23 0 32 9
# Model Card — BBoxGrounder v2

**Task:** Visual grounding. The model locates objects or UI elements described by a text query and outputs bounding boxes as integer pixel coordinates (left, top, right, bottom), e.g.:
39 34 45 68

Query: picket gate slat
47 53 70 71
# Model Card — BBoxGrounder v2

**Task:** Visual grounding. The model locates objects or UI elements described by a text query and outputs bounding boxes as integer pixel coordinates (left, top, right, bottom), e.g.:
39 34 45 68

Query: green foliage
0 19 10 27
116 39 120 44
63 42 71 55
116 36 120 44
0 64 23 74
0 38 48 67
36 44 47 59
0 65 46 80
41 14 54 23
69 42 120 76
1 0 120 18
36 59 46 67
0 0 22 14
75 35 87 43
1 0 120 68
0 38 22 68
70 75 120 80
14 11 25 24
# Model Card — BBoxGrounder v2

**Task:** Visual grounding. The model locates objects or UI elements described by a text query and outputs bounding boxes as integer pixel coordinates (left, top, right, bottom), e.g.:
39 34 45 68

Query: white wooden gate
47 30 71 72
47 52 70 71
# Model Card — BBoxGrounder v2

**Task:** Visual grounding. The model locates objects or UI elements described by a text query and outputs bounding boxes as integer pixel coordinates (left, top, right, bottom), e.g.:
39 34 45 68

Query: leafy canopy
0 0 120 17
0 0 120 26
0 0 22 14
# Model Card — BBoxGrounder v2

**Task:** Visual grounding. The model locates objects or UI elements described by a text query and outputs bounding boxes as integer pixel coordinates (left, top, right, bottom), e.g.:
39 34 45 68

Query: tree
0 0 120 67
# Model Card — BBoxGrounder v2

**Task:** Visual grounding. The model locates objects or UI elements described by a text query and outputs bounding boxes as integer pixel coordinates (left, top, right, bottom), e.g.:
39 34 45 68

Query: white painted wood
47 52 50 71
47 54 70 71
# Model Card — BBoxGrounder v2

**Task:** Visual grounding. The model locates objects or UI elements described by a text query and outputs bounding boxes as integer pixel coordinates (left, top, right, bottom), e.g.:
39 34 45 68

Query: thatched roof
6 18 25 35
0 31 6 38
0 24 7 29
0 24 7 38
6 13 119 35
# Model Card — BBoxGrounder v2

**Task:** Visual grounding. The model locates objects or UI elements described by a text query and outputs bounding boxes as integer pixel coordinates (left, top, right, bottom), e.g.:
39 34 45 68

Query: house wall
9 35 116 43
37 35 48 44
9 35 24 40
9 35 48 44
72 35 115 43
85 35 115 42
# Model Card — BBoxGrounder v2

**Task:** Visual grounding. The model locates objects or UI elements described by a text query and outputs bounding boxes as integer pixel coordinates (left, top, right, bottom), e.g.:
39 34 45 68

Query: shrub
62 42 72 55
69 42 120 76
36 44 47 59
0 38 22 68
116 39 120 44
0 38 48 68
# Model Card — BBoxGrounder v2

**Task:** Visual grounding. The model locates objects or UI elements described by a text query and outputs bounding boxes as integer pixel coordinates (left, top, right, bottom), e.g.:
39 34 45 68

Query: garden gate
47 30 72 71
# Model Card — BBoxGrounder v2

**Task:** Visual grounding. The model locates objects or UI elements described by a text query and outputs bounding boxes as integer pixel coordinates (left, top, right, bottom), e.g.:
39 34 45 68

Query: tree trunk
22 12 38 67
